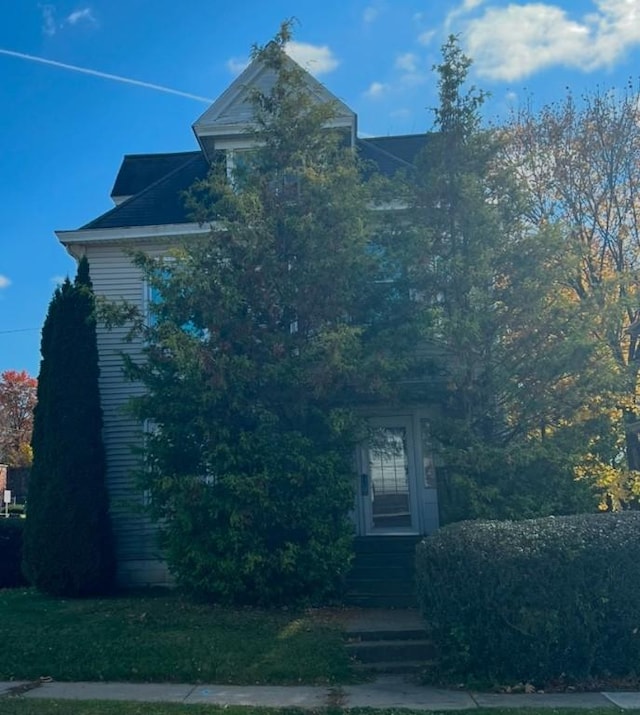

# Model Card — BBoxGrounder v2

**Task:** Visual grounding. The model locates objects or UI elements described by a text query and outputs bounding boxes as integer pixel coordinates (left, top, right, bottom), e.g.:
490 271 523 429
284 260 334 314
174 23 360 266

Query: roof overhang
56 223 215 256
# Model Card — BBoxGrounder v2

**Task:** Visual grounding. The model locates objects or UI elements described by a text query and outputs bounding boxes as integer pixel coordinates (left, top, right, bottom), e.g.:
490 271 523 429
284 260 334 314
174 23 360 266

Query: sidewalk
3 676 640 710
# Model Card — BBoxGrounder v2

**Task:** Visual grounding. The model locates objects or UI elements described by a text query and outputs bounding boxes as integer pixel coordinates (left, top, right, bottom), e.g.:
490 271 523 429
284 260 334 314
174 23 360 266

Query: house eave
56 222 214 246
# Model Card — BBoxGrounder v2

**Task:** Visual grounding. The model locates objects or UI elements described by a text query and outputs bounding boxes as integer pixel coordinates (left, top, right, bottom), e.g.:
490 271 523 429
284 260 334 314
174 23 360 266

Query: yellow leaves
574 450 640 511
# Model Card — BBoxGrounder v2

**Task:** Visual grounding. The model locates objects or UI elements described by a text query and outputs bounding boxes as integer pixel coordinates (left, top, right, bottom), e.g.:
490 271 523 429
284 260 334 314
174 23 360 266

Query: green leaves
129 31 417 606
23 256 115 597
417 512 640 683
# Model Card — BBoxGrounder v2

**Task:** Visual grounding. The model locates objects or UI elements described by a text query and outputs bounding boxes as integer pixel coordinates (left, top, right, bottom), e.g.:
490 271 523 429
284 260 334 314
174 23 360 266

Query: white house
56 52 440 604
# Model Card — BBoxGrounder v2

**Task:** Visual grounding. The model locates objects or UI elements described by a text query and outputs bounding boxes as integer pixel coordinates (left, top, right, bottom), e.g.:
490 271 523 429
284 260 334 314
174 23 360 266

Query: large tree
505 85 640 508
128 26 424 605
0 370 37 467
23 257 115 596
408 37 600 521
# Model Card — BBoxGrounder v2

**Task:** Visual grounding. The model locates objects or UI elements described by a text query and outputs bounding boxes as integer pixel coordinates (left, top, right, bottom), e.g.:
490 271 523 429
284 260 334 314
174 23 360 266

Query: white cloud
0 275 11 289
393 53 427 87
418 29 436 46
226 56 249 75
39 4 97 35
226 42 339 79
65 8 97 27
364 81 388 99
40 4 57 36
446 0 486 29
285 41 339 76
363 5 380 24
395 52 418 73
464 0 640 81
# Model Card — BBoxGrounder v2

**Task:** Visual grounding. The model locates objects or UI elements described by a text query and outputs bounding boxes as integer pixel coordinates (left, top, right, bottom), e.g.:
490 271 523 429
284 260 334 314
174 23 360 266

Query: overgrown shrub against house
416 512 640 684
127 27 428 606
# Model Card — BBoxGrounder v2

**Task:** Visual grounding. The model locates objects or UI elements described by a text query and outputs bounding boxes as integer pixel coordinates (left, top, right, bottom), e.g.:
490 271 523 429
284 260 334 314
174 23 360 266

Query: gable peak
192 48 356 161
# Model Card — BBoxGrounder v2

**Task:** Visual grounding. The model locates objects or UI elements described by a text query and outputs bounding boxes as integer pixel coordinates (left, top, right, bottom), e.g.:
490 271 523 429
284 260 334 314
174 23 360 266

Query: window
144 262 209 341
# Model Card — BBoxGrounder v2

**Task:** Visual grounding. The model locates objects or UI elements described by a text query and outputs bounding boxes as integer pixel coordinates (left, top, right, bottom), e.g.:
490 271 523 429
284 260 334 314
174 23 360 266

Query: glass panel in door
368 426 411 529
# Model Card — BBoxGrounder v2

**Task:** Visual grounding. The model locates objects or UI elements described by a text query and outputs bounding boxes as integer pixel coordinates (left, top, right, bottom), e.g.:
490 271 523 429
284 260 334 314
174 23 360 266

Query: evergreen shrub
151 424 355 606
0 519 27 588
416 512 640 683
22 258 115 596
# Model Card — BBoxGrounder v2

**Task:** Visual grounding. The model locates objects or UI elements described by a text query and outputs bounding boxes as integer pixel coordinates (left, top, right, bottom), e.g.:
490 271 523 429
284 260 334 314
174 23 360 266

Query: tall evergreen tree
410 37 599 521
23 256 115 596
127 25 422 605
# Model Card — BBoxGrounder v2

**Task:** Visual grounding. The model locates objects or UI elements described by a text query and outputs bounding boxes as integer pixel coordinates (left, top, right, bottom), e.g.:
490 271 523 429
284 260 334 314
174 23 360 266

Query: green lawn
0 703 282 715
0 589 353 685
0 704 637 715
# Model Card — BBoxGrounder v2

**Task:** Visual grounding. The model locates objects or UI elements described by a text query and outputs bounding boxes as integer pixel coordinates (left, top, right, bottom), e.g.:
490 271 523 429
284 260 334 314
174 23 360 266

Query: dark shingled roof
110 151 202 199
362 134 430 165
83 153 210 230
357 135 429 176
82 134 429 231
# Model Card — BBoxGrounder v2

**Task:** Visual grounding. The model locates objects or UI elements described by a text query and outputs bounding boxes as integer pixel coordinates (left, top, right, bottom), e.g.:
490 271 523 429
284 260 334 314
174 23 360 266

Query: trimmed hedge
0 519 27 588
416 512 640 683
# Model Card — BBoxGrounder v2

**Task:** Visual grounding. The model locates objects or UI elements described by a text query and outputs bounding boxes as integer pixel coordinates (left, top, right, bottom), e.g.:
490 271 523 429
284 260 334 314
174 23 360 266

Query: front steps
345 536 421 608
344 608 434 675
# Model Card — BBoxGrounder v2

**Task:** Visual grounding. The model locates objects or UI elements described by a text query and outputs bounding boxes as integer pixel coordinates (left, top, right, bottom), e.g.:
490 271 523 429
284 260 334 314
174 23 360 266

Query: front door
358 416 419 534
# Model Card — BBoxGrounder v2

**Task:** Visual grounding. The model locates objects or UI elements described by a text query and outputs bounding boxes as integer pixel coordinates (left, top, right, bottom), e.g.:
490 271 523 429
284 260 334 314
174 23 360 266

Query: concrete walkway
3 676 640 709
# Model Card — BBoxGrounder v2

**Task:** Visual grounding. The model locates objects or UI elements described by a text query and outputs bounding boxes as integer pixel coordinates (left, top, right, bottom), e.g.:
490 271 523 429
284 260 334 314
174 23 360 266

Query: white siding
84 241 171 587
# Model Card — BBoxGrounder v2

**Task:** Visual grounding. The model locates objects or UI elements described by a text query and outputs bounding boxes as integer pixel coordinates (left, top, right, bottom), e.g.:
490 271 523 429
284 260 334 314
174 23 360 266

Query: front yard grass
0 589 353 685
1 704 638 715
0 703 306 715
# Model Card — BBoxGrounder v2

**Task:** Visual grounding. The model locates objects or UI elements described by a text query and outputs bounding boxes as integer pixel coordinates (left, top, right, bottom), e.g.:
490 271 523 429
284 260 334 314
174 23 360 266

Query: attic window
226 149 300 201
226 148 259 191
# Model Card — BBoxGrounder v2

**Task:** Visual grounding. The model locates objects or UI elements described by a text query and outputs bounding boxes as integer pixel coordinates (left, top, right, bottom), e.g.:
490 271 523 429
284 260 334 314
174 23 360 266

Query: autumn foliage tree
0 370 37 467
505 84 640 508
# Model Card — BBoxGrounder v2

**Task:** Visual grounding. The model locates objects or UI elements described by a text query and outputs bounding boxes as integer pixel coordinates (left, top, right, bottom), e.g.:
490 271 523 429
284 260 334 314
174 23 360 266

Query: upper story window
144 261 208 341
226 148 256 189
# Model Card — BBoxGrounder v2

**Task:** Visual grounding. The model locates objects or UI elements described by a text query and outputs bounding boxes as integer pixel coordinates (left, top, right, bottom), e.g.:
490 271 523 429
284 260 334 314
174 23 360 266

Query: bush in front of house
416 512 640 684
150 424 355 606
0 519 27 588
23 257 115 597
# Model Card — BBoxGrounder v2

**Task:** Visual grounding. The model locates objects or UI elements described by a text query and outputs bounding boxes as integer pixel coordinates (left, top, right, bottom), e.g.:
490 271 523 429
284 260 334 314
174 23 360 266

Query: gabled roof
77 133 429 231
83 153 209 230
192 49 356 160
359 135 429 176
363 135 431 166
111 151 201 200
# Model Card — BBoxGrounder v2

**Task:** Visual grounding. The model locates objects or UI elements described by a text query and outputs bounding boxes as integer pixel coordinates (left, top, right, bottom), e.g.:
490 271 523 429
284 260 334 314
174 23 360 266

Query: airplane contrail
0 48 213 103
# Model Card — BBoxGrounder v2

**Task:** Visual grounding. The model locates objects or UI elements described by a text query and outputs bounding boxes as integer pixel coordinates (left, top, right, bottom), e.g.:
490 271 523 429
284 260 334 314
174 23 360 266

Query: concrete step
348 563 415 579
346 578 415 597
352 659 431 675
346 638 435 663
344 593 417 608
353 536 421 554
346 628 427 642
346 537 421 608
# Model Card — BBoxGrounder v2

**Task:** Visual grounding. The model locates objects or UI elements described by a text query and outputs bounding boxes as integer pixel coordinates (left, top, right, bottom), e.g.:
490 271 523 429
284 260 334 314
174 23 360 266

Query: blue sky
1 0 640 376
